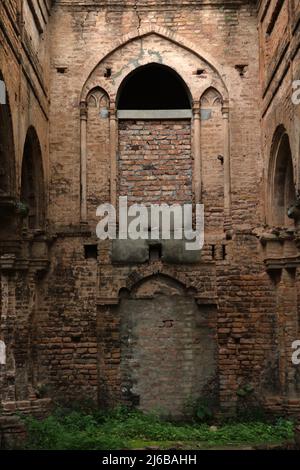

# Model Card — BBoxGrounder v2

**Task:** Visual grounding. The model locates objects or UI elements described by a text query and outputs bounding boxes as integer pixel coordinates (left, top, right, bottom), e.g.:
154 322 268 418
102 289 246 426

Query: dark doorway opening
117 64 191 110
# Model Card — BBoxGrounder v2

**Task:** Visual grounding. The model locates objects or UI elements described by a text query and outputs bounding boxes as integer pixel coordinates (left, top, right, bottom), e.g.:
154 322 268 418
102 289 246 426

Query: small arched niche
269 127 296 227
85 87 110 218
117 63 192 112
0 73 15 197
87 86 110 118
200 87 223 109
21 127 45 230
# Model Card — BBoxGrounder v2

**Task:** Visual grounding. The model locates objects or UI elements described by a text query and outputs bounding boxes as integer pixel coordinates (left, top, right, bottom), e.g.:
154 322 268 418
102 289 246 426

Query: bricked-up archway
80 30 230 221
21 127 45 230
0 73 15 198
268 127 296 227
116 64 193 207
119 274 217 417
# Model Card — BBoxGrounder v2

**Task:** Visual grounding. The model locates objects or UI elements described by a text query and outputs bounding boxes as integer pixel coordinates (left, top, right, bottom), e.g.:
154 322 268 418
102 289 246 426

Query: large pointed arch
80 25 229 102
117 270 217 416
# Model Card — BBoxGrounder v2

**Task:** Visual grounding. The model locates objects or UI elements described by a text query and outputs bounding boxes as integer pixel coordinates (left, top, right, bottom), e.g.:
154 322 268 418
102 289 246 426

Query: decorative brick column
110 103 118 209
80 101 88 223
192 103 202 204
0 257 17 402
222 104 231 228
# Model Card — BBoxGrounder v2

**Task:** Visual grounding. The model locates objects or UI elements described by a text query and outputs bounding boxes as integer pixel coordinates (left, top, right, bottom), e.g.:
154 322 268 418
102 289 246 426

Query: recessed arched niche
200 87 224 234
85 87 110 220
80 30 230 225
118 274 217 417
21 126 45 230
87 87 110 117
268 127 296 228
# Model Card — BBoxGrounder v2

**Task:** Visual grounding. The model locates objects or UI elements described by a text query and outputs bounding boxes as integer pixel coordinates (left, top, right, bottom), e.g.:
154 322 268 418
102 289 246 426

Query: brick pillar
192 103 201 203
222 105 231 228
110 104 118 209
80 101 88 223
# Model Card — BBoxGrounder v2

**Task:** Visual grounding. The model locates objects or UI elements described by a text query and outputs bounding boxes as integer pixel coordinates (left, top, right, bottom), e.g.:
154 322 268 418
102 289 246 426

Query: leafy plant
19 407 294 450
15 201 29 217
237 384 254 398
35 383 50 399
185 397 214 423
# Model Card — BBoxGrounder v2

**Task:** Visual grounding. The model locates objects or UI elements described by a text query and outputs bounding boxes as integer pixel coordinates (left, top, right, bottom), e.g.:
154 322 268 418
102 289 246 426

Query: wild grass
21 406 294 450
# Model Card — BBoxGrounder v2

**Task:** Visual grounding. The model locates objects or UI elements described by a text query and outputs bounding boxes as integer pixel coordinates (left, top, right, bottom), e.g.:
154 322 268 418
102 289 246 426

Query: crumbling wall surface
2 0 300 426
257 0 300 414
119 275 217 417
49 1 261 228
45 0 274 416
0 0 52 445
119 120 192 205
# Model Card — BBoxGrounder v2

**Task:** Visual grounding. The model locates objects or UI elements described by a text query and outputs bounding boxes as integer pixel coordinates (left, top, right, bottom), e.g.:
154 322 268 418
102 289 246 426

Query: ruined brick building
1 0 300 427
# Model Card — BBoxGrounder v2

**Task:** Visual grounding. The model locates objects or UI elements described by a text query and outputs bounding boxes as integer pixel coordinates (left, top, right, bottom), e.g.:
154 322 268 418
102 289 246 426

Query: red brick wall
86 95 110 221
3 0 300 424
201 92 225 234
119 120 192 205
119 276 217 416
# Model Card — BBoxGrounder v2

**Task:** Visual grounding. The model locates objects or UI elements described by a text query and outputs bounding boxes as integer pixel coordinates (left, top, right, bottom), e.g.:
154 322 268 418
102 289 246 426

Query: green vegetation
21 406 294 450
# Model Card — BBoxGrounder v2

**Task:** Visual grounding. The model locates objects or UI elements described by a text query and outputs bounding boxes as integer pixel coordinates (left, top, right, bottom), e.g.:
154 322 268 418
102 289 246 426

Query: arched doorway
117 64 193 207
269 127 296 227
119 275 217 417
21 127 45 230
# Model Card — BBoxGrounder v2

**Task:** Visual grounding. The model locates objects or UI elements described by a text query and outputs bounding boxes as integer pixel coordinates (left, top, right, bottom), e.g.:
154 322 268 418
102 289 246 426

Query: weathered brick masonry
119 120 192 205
1 0 300 443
